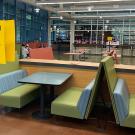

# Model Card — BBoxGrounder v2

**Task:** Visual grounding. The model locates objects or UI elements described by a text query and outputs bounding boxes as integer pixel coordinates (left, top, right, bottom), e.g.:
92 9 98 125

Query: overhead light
37 0 134 5
106 20 110 23
104 25 108 30
34 8 40 13
74 20 77 23
88 7 92 11
53 25 56 30
60 16 63 19
58 9 135 13
99 16 103 19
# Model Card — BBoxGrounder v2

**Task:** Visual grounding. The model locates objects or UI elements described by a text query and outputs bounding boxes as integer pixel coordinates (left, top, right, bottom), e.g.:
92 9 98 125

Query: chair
51 79 95 119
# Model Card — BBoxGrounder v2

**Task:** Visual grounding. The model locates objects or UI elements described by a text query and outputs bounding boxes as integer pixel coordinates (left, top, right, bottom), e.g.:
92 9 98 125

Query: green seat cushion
121 94 135 128
113 79 129 123
51 87 84 119
0 84 40 108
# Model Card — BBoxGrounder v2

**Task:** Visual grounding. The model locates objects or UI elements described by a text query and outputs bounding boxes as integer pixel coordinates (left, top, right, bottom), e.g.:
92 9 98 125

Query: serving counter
20 59 135 93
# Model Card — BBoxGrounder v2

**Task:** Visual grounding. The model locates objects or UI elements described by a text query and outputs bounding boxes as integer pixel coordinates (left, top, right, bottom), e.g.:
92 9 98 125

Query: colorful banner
0 21 6 64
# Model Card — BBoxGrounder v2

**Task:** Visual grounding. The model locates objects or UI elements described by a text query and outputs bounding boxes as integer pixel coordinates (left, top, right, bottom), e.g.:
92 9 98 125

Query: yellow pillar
5 20 15 62
0 21 6 64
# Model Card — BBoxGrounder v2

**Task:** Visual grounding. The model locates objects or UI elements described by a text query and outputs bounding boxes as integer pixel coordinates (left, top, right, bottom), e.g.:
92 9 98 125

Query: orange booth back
30 48 54 60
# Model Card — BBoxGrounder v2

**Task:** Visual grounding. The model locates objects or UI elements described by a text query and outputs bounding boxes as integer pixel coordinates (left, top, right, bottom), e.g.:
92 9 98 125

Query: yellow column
0 21 6 64
5 20 15 62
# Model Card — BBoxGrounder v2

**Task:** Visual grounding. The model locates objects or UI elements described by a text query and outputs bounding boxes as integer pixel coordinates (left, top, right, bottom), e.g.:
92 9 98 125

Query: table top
64 52 84 55
19 72 72 85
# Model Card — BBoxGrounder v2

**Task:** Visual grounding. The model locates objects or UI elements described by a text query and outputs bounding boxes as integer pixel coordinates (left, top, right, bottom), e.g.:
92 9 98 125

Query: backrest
0 69 27 94
102 56 119 123
102 56 118 93
84 62 104 119
77 79 95 119
113 79 129 123
30 47 54 60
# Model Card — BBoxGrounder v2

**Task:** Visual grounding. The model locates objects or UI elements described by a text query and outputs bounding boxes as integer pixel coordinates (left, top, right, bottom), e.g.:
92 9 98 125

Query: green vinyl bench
0 69 40 108
102 56 135 128
51 79 95 119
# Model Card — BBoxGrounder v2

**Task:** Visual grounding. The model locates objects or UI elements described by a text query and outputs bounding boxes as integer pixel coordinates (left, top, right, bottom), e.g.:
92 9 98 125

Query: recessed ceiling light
34 8 40 13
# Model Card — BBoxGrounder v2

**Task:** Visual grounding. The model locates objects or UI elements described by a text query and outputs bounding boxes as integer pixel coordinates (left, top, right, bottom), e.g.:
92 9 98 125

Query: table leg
50 85 55 101
32 85 51 120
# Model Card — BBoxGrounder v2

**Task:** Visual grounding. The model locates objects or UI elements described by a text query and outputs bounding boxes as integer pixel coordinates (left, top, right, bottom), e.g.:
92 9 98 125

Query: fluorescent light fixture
58 8 135 13
37 0 134 5
34 8 40 13
73 14 135 18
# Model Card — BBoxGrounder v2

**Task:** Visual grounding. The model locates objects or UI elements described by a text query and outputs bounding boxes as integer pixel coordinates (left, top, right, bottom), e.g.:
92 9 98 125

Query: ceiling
19 0 135 20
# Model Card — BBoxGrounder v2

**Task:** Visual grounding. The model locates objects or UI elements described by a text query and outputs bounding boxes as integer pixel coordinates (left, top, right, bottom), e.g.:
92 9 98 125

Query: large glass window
0 0 48 43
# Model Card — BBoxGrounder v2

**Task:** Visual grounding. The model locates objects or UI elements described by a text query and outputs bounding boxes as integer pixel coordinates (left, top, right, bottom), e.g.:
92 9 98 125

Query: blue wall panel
0 0 48 43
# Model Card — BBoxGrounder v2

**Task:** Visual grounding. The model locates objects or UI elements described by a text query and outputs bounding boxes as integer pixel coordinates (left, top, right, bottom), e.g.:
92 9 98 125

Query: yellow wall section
0 21 6 64
5 20 15 62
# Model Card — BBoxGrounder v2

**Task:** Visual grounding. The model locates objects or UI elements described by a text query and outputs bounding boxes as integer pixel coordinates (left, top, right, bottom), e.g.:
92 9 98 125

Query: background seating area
30 47 54 60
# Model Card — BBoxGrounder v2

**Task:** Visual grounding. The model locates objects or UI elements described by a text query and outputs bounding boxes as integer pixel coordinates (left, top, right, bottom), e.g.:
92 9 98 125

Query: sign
107 37 113 41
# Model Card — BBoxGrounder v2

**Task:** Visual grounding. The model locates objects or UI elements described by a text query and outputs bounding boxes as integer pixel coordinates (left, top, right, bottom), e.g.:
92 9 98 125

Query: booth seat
30 47 54 60
51 79 95 119
114 79 135 128
102 56 135 128
0 69 40 108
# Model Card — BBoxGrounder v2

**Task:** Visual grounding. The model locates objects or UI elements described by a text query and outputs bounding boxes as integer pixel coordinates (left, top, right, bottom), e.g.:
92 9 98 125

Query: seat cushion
51 87 83 119
121 94 135 128
113 79 129 123
0 84 39 108
0 69 27 93
77 79 95 118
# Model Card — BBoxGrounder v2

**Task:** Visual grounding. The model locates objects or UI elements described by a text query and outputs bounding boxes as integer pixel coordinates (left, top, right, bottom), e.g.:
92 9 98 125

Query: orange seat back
30 47 54 60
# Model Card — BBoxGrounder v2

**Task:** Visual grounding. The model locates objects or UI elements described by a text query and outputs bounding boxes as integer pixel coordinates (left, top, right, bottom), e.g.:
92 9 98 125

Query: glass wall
51 18 135 45
50 20 70 43
0 0 48 43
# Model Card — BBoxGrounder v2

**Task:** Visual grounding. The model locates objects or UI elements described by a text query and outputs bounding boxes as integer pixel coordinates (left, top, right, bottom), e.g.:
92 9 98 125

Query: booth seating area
50 56 135 129
96 56 135 128
0 69 40 108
